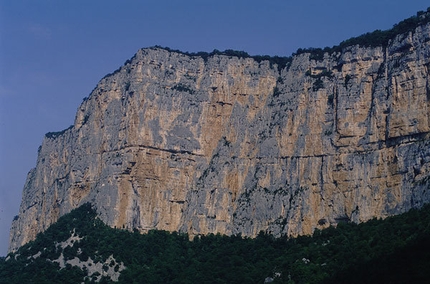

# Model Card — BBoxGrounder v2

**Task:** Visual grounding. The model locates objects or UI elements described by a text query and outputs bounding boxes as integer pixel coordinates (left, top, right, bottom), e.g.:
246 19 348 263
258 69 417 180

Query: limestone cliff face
9 20 430 252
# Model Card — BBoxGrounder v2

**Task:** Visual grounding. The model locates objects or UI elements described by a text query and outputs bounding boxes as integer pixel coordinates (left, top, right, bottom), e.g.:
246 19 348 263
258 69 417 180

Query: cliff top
94 7 430 91
151 7 430 63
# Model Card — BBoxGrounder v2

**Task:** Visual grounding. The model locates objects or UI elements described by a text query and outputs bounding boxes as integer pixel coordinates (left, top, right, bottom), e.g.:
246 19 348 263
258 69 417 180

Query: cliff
9 12 430 252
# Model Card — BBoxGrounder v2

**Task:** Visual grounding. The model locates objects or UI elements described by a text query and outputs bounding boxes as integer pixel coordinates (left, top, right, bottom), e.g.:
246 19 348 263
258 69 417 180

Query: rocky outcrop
9 17 430 252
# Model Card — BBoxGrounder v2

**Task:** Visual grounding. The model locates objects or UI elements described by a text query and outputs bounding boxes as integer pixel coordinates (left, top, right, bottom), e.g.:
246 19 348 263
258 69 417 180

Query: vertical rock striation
9 17 430 252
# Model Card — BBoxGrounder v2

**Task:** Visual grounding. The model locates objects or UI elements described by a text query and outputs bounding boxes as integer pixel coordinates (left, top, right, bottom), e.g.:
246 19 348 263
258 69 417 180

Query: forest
1 202 430 283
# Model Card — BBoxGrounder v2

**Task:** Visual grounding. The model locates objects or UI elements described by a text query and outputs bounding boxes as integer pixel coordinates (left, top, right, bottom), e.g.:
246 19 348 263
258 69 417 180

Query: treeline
44 125 74 139
96 7 430 85
294 7 430 59
1 202 430 283
158 7 430 67
153 46 293 71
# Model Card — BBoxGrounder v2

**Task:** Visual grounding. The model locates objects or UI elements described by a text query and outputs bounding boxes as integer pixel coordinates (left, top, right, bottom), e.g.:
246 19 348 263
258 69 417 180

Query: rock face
9 19 430 252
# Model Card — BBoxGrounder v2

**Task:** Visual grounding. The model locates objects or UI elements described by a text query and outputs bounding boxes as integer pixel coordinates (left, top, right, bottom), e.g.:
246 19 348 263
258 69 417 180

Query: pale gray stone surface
9 21 430 252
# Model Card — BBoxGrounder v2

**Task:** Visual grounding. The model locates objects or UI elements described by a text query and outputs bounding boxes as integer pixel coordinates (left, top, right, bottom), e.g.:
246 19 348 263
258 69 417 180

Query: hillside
2 203 430 283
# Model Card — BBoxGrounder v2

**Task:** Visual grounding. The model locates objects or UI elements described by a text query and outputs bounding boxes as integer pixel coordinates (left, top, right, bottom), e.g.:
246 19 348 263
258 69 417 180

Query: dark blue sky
1 0 429 256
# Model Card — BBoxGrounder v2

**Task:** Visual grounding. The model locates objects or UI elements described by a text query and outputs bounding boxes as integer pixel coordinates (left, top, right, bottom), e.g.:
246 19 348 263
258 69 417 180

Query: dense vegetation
1 202 430 283
290 8 430 60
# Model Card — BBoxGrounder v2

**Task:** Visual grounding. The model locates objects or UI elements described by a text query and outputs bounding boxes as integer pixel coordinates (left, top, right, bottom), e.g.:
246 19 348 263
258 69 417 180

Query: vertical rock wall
9 22 430 252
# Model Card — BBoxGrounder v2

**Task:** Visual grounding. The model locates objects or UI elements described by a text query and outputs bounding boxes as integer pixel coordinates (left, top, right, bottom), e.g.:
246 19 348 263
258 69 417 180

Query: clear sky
1 0 429 256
